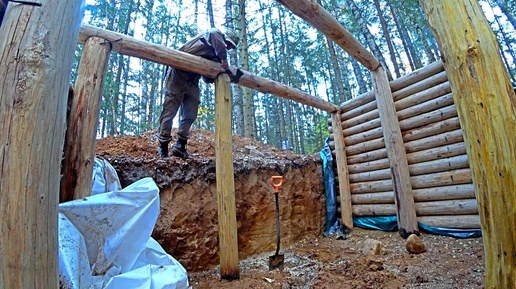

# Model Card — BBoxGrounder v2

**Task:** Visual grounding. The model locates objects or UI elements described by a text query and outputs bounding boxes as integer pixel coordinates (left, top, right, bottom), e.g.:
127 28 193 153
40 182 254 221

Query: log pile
328 61 480 229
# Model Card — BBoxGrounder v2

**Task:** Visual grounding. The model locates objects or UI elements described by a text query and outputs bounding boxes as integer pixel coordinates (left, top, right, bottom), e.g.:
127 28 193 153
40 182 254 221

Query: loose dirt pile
95 129 485 288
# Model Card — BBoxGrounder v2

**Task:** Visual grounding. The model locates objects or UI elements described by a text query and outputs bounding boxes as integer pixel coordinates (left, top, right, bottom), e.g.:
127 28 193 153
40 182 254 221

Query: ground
95 129 485 288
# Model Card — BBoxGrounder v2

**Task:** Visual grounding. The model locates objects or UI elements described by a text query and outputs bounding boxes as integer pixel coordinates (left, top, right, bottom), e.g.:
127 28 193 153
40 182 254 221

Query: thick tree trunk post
0 1 83 288
420 1 516 287
214 74 240 280
372 67 419 238
330 112 353 230
60 37 111 202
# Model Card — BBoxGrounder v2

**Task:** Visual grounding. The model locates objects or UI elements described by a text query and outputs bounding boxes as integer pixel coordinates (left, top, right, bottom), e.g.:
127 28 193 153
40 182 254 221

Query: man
157 28 239 158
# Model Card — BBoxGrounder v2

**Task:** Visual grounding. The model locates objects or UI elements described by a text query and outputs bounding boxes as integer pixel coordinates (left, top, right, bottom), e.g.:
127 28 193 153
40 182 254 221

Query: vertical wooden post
330 112 353 230
60 37 111 202
420 0 516 286
372 67 419 238
214 73 240 280
0 0 83 288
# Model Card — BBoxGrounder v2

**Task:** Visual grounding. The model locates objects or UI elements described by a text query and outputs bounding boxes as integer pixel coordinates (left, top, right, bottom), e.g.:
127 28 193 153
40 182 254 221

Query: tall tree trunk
351 57 368 94
207 0 215 28
225 0 244 136
237 0 254 138
420 0 516 287
373 0 401 78
493 0 516 31
346 0 393 80
389 0 423 70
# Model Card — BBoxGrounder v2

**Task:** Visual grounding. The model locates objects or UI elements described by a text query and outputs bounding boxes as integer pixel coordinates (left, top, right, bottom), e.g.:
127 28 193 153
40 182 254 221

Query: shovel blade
268 254 284 271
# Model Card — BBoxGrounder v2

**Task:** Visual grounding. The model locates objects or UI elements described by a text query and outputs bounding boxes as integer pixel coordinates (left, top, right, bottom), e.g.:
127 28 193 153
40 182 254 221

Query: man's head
224 29 239 50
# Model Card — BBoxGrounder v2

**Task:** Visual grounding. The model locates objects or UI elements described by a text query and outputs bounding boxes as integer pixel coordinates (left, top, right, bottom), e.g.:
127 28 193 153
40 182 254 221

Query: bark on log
78 25 339 113
60 37 111 203
342 98 377 120
372 67 418 237
421 1 516 285
275 0 380 71
0 1 83 288
346 147 387 165
341 108 379 127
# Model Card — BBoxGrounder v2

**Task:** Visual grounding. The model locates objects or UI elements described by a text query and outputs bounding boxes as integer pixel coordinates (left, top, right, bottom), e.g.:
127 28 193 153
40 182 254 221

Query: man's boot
172 138 189 159
158 141 170 157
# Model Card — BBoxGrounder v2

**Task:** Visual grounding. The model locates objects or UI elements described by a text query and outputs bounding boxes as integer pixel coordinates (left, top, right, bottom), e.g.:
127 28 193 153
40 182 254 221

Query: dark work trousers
157 67 200 144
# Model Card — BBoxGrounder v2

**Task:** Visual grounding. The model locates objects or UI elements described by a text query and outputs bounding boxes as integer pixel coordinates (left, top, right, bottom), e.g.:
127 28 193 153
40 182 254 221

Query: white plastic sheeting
58 158 189 289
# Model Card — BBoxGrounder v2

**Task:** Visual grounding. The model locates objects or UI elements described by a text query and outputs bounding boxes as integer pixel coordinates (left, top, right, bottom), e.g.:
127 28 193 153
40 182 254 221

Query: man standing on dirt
157 28 240 158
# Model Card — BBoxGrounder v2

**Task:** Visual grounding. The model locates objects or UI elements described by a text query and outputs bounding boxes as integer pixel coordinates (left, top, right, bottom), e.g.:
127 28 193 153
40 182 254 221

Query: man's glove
225 67 244 83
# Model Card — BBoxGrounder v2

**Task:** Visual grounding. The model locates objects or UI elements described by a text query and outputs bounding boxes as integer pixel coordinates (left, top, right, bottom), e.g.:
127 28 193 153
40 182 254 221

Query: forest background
77 0 516 154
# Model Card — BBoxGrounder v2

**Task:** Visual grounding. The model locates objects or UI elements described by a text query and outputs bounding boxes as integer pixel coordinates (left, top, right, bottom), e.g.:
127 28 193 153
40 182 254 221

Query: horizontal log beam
78 25 339 113
276 0 380 71
352 198 478 216
417 215 481 229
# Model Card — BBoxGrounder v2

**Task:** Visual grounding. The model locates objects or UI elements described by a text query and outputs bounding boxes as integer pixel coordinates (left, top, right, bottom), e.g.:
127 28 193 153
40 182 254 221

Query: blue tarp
320 142 482 239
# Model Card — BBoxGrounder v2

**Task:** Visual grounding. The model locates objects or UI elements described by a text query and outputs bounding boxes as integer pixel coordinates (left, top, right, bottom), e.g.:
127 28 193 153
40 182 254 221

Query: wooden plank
331 112 353 229
78 25 339 113
275 0 380 71
215 74 239 280
372 67 418 238
421 1 516 285
60 37 111 202
0 0 83 288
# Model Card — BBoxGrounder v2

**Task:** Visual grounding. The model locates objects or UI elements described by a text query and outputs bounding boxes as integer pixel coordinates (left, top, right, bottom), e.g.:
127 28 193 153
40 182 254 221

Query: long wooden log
348 157 390 174
352 199 478 216
331 112 353 229
350 184 476 204
344 136 385 156
341 108 379 127
372 67 418 237
342 98 377 120
215 74 240 280
79 25 339 113
399 104 458 131
404 129 464 153
402 117 461 143
338 60 444 111
392 71 449 101
349 154 470 183
343 126 383 146
275 0 380 71
60 37 111 203
0 0 83 288
417 215 481 229
395 81 451 111
390 60 445 92
343 118 382 137
422 2 516 285
346 147 387 165
406 142 466 164
397 93 454 121
350 169 472 194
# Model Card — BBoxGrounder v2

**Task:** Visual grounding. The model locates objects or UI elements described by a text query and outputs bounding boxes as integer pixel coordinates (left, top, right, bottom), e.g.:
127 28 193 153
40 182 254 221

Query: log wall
328 61 480 229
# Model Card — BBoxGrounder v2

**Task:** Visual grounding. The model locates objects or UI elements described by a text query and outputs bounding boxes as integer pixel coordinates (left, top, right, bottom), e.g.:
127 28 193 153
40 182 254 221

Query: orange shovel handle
270 176 283 193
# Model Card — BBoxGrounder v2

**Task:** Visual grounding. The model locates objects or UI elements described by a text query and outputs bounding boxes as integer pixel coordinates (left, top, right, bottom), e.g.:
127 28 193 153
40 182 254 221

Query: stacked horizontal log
328 61 480 229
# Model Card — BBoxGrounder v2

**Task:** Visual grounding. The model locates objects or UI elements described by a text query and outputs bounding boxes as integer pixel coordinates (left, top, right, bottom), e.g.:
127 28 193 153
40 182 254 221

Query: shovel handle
270 176 283 193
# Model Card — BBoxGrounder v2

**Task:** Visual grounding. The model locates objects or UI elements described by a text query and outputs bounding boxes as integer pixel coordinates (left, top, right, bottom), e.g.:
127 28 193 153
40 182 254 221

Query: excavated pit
95 129 326 271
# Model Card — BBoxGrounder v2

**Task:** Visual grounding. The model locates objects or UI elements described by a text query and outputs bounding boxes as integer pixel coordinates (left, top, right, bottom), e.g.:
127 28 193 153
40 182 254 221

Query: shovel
269 176 284 270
